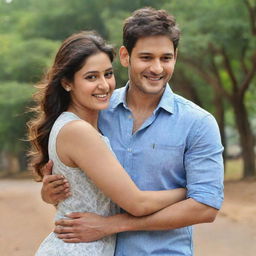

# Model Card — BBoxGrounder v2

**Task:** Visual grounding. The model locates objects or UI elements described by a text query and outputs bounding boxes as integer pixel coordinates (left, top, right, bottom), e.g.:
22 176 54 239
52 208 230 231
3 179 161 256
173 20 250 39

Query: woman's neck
67 106 99 130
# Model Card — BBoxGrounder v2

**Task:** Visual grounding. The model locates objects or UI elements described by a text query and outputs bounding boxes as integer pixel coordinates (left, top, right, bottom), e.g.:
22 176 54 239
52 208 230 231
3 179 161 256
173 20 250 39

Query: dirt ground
1 179 256 256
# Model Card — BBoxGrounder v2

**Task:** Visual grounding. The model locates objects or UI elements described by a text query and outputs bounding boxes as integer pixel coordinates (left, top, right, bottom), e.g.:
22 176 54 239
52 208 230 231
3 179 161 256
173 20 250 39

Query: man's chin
142 83 166 95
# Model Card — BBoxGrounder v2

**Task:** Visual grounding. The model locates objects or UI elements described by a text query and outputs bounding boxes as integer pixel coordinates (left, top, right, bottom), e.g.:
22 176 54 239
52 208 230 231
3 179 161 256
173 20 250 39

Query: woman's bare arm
56 120 186 217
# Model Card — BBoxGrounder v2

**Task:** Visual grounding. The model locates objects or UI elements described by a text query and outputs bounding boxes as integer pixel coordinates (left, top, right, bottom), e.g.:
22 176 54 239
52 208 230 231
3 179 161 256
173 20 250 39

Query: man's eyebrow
138 52 151 55
162 53 174 57
138 52 174 56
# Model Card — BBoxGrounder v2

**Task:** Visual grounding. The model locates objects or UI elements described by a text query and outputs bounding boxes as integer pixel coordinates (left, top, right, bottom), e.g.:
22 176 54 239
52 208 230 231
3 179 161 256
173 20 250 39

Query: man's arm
41 160 71 205
120 198 218 231
54 198 218 243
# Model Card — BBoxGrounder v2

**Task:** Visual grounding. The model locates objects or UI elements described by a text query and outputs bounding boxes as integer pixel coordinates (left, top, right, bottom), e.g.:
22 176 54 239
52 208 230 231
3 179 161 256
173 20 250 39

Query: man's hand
41 160 71 205
54 212 113 243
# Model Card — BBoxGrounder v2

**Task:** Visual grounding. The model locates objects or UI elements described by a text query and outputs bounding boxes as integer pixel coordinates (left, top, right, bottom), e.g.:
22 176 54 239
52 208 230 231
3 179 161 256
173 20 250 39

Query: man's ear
119 46 130 67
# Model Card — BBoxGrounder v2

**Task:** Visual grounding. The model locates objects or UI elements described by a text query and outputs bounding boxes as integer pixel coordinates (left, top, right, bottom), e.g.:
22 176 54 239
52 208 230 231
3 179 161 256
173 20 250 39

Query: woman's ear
61 78 72 92
119 46 130 67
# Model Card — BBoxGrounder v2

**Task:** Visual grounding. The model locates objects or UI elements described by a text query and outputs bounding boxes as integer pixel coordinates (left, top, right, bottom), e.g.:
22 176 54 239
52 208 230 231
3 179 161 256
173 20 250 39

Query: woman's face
66 52 115 113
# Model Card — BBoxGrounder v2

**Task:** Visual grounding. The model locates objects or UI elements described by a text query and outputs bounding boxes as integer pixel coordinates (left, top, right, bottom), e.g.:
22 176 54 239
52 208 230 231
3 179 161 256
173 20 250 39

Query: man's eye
162 56 173 61
140 56 151 60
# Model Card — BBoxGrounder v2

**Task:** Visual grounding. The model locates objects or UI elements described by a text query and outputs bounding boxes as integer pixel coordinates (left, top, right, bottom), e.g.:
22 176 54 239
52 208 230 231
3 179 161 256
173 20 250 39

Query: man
41 7 224 255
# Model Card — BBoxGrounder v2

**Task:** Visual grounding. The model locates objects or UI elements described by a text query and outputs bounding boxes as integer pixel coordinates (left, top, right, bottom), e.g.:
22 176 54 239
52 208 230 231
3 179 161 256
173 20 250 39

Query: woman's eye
86 75 97 80
105 71 113 78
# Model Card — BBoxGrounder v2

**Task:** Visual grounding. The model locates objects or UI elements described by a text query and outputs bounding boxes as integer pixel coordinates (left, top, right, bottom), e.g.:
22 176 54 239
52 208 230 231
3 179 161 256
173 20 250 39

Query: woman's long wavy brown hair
27 31 114 181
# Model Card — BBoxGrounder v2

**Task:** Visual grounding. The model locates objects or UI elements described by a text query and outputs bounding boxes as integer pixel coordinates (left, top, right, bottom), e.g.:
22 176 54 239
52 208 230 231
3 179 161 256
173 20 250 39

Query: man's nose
149 59 163 74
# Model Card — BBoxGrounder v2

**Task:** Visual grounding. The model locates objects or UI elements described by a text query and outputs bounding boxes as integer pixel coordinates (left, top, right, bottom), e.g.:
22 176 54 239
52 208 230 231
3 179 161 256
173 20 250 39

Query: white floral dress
35 112 118 256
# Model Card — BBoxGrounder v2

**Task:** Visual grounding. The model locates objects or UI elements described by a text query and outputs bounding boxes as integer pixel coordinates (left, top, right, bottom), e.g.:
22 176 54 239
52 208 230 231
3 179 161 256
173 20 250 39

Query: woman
27 31 186 256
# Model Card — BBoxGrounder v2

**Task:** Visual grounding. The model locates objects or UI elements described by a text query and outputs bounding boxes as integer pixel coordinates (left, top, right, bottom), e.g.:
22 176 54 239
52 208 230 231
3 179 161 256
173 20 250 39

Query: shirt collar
110 82 129 109
154 84 174 114
111 82 174 114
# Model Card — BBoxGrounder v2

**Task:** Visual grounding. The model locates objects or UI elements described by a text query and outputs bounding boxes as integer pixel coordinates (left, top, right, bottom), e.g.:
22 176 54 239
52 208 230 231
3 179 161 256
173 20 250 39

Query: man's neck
126 86 164 133
126 86 163 112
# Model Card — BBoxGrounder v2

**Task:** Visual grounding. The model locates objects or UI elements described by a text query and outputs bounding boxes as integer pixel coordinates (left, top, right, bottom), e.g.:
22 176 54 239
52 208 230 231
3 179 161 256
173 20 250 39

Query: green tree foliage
1 0 255 177
0 81 34 155
15 0 109 40
0 35 59 83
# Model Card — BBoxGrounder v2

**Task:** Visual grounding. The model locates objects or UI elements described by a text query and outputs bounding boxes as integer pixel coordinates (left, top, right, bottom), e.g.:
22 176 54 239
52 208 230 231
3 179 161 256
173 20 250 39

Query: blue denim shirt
99 83 224 256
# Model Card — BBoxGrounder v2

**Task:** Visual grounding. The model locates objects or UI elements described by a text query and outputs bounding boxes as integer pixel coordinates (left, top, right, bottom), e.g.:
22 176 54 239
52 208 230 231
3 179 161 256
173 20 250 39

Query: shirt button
127 148 132 152
128 115 132 119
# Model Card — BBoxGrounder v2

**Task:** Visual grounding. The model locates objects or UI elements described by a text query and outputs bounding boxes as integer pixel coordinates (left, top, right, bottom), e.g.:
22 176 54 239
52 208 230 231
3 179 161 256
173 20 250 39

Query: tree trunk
0 151 7 171
231 96 255 177
172 72 202 107
213 92 226 168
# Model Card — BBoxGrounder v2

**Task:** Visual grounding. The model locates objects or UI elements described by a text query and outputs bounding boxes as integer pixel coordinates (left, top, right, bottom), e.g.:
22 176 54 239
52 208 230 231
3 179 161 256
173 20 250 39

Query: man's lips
143 75 164 81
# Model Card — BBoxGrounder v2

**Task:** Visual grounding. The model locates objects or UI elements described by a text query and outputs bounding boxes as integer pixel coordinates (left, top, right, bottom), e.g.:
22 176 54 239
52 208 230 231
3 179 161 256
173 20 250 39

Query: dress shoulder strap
48 112 81 162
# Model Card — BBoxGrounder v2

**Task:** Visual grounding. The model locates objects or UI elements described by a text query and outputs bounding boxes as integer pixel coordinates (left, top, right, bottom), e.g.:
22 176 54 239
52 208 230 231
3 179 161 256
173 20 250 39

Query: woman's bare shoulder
58 119 100 143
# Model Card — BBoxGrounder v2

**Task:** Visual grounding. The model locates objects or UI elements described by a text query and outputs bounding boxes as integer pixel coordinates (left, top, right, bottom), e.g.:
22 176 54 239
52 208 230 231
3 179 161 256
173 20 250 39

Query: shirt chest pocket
145 143 185 172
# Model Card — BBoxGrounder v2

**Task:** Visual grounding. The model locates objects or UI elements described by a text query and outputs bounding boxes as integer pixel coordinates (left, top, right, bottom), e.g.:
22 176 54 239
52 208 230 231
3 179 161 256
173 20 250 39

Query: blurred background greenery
0 0 255 180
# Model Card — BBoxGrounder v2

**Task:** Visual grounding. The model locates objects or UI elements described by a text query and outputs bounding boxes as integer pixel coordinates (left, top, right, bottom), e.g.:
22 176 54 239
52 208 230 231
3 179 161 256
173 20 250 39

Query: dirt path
0 180 55 256
195 180 256 256
1 179 256 256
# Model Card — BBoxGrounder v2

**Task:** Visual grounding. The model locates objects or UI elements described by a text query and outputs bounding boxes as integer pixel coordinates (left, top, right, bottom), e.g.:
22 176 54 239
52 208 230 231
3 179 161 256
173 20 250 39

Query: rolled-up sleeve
185 114 224 209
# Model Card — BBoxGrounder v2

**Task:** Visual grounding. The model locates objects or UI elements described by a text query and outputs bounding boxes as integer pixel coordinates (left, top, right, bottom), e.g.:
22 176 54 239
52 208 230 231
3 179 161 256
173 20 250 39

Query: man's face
120 35 177 96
